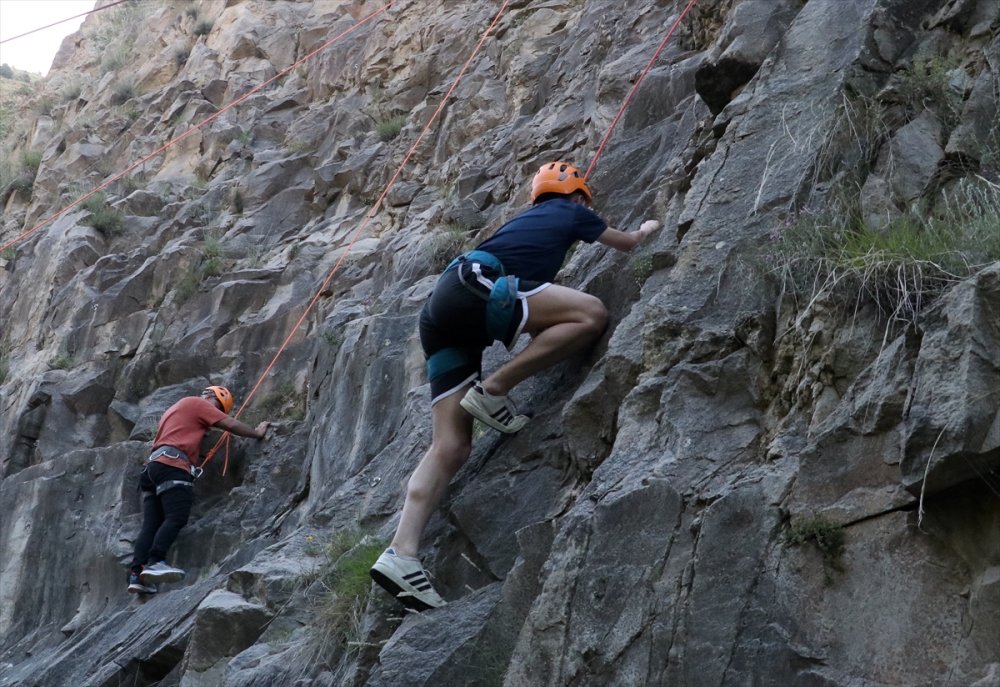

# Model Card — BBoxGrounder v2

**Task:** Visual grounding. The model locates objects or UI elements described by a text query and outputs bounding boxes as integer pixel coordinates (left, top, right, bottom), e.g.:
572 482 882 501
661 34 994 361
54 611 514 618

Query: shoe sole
369 568 439 612
127 585 157 594
139 570 185 583
459 396 528 434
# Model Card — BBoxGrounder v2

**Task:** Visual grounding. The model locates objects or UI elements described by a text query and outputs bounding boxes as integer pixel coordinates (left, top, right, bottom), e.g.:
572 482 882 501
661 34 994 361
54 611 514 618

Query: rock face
1 1 998 685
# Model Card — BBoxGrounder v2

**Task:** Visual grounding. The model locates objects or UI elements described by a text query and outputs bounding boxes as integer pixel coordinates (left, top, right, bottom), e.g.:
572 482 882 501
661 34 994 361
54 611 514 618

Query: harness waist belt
446 249 504 275
146 445 190 464
155 479 194 496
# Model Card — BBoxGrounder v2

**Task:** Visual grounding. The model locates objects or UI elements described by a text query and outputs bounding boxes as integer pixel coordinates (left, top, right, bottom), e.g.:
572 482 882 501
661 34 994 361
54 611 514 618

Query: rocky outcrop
1 1 998 686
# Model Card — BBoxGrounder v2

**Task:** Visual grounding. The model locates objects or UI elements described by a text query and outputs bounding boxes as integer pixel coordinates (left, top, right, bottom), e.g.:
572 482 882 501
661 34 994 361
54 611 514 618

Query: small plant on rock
82 192 126 235
313 530 385 648
49 351 76 370
785 516 846 584
375 114 407 142
244 383 306 424
773 175 1000 327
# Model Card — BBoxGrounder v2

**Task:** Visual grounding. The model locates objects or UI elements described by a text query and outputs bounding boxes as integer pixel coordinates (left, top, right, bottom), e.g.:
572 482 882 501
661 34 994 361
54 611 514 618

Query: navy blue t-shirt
475 198 607 282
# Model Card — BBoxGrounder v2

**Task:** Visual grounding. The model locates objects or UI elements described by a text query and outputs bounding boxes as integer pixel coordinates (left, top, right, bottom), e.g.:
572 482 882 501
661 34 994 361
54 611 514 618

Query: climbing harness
145 445 203 479
449 250 520 344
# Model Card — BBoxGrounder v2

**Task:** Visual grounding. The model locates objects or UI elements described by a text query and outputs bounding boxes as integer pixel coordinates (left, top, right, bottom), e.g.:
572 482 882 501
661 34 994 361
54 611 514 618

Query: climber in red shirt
127 386 269 594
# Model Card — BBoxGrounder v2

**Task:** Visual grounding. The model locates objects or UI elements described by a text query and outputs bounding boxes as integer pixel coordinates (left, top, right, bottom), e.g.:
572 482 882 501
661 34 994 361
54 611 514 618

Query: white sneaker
139 561 186 584
127 571 158 594
459 383 529 433
369 548 446 611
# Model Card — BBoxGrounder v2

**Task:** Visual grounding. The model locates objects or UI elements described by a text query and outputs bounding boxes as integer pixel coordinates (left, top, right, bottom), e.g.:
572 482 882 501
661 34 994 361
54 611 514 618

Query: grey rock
901 264 1000 495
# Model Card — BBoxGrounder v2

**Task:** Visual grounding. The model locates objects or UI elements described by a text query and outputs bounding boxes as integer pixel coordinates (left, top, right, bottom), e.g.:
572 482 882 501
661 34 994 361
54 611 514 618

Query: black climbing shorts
419 262 547 404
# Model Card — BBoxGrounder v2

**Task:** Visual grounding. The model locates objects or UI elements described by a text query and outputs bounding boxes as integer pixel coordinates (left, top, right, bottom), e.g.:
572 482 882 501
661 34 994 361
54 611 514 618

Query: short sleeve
573 204 608 243
195 398 229 426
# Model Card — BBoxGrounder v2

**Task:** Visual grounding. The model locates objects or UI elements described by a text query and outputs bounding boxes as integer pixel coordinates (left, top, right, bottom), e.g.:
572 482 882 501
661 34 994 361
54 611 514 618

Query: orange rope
202 0 513 470
0 0 399 254
0 0 129 45
584 0 698 180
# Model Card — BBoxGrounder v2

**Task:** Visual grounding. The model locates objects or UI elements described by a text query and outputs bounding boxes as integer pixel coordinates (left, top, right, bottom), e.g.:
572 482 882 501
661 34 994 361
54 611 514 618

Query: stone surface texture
1 1 998 685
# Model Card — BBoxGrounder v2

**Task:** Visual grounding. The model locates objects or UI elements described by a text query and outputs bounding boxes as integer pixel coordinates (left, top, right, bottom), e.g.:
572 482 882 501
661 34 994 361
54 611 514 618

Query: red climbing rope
202 0 514 470
0 0 130 45
0 0 399 254
584 0 698 179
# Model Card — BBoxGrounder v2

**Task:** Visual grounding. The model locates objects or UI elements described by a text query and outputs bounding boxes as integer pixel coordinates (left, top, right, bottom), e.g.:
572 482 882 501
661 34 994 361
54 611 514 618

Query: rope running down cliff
0 0 401 254
585 0 698 179
202 0 515 471
201 0 699 469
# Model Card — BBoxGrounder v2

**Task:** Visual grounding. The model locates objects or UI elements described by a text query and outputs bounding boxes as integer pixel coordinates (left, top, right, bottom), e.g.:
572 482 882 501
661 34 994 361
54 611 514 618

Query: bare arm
596 220 661 252
214 415 269 439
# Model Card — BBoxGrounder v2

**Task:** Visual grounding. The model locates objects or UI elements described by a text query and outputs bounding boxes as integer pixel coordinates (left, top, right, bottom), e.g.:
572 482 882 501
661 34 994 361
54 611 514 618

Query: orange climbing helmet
205 385 234 413
530 161 592 203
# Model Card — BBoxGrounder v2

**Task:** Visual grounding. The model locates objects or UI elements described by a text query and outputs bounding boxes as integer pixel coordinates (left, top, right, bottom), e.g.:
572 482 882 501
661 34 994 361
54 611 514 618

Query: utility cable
0 0 128 45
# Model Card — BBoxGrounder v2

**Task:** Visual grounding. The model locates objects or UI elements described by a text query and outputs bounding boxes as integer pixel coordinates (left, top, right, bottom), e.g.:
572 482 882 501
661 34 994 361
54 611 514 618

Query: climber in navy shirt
370 161 661 611
476 197 607 281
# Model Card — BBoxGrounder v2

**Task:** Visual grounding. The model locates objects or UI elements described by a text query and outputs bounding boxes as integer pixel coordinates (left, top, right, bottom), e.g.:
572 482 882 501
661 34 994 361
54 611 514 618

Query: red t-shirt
151 397 229 470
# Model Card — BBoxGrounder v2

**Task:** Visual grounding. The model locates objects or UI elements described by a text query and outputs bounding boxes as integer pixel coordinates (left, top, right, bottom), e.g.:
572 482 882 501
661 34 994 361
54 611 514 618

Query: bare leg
389 389 474 558
483 284 607 395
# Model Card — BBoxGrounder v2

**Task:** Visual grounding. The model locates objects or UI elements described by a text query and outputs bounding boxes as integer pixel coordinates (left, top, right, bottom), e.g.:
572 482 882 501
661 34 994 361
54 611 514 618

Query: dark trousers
129 462 193 572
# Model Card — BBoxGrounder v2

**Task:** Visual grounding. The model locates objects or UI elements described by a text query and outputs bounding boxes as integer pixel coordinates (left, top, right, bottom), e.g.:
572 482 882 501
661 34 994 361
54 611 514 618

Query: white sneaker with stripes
459 383 529 433
139 561 186 584
370 548 446 611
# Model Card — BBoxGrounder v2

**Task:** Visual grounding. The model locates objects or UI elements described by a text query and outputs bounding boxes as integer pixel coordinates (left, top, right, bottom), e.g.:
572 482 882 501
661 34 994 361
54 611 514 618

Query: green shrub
193 19 213 36
49 352 76 370
313 531 385 646
243 383 306 424
0 64 13 79
774 176 1000 325
0 103 13 140
321 329 343 350
203 232 224 260
33 97 54 117
200 255 222 278
785 516 846 584
175 272 199 303
376 114 407 142
894 56 963 125
60 79 83 102
88 1 145 73
5 175 34 197
20 150 41 174
426 221 475 271
631 254 654 284
112 81 136 105
81 192 125 235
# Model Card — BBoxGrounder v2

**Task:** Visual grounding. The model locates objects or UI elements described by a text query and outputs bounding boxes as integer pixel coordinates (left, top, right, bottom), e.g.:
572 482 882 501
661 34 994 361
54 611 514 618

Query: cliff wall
1 1 998 685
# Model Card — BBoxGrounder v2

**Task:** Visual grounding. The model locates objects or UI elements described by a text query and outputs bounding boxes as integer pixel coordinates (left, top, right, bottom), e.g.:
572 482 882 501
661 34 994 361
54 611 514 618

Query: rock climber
127 385 269 594
370 161 661 610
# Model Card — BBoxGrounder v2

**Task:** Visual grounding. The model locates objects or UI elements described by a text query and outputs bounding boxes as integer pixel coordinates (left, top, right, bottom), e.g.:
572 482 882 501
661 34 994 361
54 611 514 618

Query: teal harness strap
427 347 478 382
446 250 504 274
446 249 519 343
485 275 519 342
